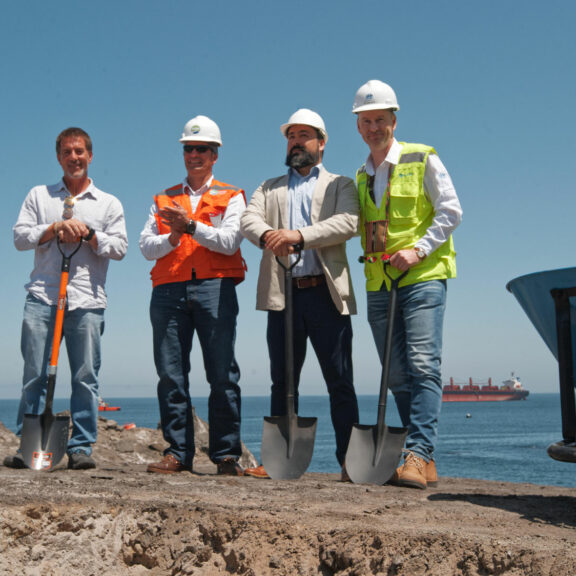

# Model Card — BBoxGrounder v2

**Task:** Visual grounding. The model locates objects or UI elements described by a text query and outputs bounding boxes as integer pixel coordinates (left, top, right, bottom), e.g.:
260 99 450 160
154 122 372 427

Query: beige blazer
240 166 359 315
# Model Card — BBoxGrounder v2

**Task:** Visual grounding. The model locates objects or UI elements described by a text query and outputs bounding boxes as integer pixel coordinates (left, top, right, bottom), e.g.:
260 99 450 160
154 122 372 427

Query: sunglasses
183 145 214 154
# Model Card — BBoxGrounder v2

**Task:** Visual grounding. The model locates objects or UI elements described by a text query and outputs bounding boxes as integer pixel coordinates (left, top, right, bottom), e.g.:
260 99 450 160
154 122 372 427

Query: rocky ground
1 415 575 576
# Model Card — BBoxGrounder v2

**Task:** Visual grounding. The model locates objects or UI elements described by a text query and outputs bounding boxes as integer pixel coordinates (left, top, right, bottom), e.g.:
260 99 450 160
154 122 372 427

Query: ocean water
1 393 574 488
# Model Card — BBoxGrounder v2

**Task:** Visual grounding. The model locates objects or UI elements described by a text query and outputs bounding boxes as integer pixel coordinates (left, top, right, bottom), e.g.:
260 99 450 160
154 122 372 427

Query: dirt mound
1 417 575 575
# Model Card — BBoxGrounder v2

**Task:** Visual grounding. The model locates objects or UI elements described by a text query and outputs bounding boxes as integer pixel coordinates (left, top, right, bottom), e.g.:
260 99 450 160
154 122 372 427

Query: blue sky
1 1 575 399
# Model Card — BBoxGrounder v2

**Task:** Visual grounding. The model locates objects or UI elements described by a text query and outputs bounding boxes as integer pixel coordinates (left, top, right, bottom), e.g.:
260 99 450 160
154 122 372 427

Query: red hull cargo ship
442 373 529 402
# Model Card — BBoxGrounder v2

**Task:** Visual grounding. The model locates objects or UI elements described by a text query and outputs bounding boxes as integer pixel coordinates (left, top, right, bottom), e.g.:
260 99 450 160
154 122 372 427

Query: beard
285 146 319 169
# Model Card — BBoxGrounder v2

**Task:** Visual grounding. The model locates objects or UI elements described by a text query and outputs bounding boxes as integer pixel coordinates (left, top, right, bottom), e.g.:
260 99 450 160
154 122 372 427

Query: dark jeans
150 279 242 467
267 283 358 466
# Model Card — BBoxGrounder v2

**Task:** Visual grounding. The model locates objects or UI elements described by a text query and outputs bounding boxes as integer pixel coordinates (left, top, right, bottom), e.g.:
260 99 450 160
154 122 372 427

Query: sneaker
244 464 270 479
216 458 244 476
147 453 190 474
390 452 434 490
68 452 96 470
3 453 25 469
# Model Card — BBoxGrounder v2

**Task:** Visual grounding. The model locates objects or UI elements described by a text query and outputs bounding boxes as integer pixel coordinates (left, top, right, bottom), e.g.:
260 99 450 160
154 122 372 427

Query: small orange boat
98 397 121 412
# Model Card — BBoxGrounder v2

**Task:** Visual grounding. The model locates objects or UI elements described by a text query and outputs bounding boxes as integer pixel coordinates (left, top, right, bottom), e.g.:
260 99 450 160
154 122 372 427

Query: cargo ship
442 373 529 402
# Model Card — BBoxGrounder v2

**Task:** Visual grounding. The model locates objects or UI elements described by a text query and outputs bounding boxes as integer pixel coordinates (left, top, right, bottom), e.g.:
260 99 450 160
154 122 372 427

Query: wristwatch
84 227 95 241
185 220 197 235
414 246 426 260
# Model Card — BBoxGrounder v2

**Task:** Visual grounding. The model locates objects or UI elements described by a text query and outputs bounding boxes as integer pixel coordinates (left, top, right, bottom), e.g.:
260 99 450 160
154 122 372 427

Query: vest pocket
390 186 419 221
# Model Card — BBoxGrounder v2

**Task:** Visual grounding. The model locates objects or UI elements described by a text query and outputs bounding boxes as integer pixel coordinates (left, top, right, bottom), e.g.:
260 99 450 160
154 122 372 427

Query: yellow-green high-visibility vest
356 142 457 291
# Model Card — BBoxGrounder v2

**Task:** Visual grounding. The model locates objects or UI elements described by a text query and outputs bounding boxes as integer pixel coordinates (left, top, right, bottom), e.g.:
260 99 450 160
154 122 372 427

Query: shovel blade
21 412 70 471
261 415 317 479
345 423 407 485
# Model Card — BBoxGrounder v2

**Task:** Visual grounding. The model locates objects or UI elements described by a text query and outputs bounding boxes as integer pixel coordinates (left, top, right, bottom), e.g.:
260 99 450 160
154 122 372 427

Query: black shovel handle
377 259 409 419
275 250 302 419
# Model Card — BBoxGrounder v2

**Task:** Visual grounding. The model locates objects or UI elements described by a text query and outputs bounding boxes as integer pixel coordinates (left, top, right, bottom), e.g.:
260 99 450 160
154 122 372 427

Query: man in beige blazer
240 109 359 479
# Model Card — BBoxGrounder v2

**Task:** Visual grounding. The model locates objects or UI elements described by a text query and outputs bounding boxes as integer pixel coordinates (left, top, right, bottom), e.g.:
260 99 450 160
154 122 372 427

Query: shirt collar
365 139 402 175
184 175 214 196
58 178 98 199
288 163 322 182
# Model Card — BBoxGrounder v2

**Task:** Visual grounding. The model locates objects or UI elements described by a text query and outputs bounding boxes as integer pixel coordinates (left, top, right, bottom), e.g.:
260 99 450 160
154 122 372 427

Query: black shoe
216 458 244 476
3 453 25 469
68 452 96 470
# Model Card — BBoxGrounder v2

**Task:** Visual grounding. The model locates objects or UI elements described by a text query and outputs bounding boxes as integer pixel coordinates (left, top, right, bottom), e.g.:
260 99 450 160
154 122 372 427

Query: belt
292 274 326 289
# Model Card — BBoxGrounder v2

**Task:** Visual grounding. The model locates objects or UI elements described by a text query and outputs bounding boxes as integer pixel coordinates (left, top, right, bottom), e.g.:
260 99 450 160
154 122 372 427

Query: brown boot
426 459 438 487
389 452 437 489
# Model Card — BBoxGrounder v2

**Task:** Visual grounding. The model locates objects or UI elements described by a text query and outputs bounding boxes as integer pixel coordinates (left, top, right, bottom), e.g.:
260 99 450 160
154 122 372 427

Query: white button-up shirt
13 179 128 310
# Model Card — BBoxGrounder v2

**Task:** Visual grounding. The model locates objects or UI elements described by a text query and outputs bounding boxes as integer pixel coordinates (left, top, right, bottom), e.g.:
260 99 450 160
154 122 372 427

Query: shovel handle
45 238 82 414
275 246 302 272
275 250 302 419
49 238 83 368
378 260 409 415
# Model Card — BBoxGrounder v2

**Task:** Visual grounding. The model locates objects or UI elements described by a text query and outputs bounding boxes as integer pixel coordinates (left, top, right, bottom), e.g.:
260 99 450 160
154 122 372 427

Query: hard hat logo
364 93 375 104
190 125 201 134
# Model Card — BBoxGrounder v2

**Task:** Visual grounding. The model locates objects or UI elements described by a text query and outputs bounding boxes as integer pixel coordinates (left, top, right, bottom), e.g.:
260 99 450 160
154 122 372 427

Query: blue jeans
17 294 104 456
267 283 358 466
150 279 242 467
367 280 447 462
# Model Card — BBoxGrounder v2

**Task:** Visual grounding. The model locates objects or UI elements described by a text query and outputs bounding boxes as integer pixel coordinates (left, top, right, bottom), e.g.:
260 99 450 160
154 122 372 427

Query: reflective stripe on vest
150 180 246 287
357 142 456 291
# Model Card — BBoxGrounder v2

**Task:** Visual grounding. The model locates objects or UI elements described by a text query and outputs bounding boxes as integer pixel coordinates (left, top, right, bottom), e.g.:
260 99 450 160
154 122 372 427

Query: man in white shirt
6 127 127 470
353 80 463 489
140 115 246 476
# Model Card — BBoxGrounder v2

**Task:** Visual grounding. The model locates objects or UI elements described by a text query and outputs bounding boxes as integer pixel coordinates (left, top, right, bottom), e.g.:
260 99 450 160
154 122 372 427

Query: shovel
260 252 317 479
345 259 409 484
21 238 82 471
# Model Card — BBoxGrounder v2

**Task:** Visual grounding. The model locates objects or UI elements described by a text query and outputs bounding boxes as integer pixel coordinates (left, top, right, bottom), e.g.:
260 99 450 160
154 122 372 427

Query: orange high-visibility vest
150 180 246 287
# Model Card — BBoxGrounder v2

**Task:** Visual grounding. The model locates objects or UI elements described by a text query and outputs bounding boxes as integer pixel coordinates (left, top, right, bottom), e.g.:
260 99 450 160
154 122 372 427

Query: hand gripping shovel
345 259 409 484
21 238 82 471
260 253 317 479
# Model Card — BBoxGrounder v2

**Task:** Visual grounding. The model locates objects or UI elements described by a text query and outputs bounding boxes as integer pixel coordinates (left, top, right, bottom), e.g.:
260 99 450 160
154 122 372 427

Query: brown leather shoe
147 454 190 474
244 464 270 479
389 452 437 489
217 458 244 476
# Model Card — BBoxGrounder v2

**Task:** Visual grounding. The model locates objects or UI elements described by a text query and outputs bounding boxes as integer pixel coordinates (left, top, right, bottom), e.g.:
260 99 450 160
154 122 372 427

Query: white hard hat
180 115 222 146
352 80 400 114
280 108 328 143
